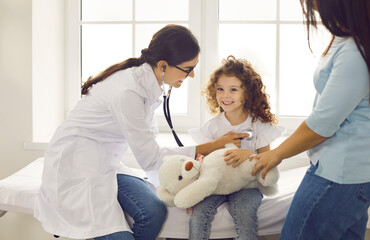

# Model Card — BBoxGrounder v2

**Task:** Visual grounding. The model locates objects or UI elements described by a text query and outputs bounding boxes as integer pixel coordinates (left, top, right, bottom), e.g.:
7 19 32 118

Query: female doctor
34 24 247 240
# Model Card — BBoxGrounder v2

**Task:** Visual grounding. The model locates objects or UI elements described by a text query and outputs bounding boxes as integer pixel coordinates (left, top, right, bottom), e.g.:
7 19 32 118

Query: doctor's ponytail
81 24 200 95
81 57 145 95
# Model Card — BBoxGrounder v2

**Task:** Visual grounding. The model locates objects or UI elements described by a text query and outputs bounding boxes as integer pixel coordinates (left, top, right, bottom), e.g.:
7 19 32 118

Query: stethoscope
161 66 184 147
239 127 254 140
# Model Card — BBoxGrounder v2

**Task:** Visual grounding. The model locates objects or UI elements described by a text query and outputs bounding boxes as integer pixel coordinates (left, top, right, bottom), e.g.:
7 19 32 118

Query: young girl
188 55 284 240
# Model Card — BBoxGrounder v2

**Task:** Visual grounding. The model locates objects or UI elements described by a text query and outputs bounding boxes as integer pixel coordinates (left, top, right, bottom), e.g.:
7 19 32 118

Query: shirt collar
139 63 163 103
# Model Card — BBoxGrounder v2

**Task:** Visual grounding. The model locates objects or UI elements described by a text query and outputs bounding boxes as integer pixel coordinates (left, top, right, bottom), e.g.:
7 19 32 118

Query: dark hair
300 0 370 75
204 55 277 124
81 24 200 95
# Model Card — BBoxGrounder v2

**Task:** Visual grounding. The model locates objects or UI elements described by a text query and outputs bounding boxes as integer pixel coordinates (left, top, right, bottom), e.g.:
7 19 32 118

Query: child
188 55 284 240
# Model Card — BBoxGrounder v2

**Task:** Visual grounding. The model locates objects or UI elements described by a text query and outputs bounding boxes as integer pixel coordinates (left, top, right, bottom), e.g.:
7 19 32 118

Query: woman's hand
250 149 282 179
196 131 249 157
214 131 250 148
224 149 255 167
250 121 326 179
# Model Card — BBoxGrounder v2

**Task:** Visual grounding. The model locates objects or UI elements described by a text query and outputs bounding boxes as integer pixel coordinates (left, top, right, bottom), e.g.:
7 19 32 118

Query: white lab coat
34 63 195 239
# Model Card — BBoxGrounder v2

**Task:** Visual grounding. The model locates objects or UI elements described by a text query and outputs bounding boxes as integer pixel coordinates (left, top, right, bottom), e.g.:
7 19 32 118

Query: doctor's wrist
196 140 223 157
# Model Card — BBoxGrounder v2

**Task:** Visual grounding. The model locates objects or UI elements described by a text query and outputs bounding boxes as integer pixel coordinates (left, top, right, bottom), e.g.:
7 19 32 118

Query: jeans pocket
356 183 370 204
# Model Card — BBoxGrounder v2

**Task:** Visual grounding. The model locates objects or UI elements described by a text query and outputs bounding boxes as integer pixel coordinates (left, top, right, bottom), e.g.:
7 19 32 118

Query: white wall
0 0 44 179
0 0 65 179
0 0 64 239
1 0 66 170
32 0 65 142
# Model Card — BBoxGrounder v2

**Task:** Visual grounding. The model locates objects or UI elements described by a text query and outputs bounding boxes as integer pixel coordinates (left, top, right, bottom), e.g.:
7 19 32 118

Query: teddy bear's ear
156 186 175 207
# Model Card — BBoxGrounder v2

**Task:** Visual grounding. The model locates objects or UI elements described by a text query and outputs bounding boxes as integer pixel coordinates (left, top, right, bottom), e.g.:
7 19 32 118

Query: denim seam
202 205 215 240
201 207 211 240
297 182 334 239
202 195 224 240
117 188 146 239
356 184 369 203
231 196 240 238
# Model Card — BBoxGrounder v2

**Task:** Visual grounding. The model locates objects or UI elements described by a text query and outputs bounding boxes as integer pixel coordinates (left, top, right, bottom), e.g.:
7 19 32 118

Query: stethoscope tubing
163 89 184 147
161 69 184 147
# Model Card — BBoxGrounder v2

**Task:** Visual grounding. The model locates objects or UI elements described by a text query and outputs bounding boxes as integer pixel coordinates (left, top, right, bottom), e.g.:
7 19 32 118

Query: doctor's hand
224 149 255 168
250 149 282 179
196 132 249 157
214 131 249 148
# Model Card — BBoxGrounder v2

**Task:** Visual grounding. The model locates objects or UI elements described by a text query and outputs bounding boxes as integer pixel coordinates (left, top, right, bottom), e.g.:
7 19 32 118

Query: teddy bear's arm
156 186 176 207
173 172 221 209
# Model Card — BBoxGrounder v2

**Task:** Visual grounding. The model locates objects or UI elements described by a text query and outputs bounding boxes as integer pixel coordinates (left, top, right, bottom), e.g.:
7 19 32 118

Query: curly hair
203 55 277 124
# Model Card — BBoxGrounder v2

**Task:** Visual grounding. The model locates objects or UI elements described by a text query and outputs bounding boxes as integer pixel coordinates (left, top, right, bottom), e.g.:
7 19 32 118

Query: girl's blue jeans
94 174 167 240
189 188 263 240
280 164 370 240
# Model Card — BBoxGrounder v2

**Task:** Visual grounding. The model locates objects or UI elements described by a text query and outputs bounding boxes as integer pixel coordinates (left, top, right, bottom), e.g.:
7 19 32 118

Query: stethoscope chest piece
243 127 254 140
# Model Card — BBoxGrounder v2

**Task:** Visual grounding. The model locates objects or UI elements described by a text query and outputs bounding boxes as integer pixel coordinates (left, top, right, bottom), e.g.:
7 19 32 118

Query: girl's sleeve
255 123 286 150
188 121 215 144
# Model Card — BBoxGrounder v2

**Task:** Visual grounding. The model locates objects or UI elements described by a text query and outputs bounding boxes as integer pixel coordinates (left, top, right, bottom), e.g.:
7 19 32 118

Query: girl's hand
224 149 255 167
250 149 282 179
214 131 250 148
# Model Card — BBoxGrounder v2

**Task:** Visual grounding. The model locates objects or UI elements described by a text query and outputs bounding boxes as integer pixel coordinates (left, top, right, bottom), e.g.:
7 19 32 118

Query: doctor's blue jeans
280 164 370 240
94 174 167 240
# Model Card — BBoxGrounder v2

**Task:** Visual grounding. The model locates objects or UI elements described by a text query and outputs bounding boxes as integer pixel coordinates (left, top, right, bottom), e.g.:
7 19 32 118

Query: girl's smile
216 75 245 113
221 101 233 105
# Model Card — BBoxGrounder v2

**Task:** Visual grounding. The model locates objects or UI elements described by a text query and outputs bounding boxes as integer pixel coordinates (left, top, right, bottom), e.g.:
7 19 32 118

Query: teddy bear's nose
185 161 193 171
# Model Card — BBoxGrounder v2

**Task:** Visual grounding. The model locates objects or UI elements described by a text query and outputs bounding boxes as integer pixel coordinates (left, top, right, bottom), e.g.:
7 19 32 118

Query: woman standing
252 0 370 239
34 24 247 240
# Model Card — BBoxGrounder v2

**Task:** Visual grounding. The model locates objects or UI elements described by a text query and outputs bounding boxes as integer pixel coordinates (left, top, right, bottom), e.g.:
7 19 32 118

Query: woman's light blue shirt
305 37 370 184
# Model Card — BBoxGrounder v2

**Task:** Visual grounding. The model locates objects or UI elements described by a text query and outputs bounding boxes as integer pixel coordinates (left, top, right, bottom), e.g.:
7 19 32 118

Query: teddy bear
156 144 279 209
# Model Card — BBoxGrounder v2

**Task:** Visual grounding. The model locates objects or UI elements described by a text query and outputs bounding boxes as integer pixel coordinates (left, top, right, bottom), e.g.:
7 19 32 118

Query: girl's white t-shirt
189 112 285 152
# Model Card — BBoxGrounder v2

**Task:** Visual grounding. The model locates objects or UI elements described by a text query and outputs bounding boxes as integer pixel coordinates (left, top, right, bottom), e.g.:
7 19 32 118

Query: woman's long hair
300 0 370 77
81 24 200 95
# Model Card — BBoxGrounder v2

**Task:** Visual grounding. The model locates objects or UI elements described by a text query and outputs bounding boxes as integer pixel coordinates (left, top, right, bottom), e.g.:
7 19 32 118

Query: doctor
34 24 247 240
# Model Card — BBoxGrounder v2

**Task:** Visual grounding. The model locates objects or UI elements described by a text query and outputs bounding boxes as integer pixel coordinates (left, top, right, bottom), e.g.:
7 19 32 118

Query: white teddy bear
157 144 279 209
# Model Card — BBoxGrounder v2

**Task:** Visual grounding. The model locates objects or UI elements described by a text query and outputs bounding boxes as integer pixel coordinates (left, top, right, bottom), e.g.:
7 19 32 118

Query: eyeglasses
174 61 198 77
